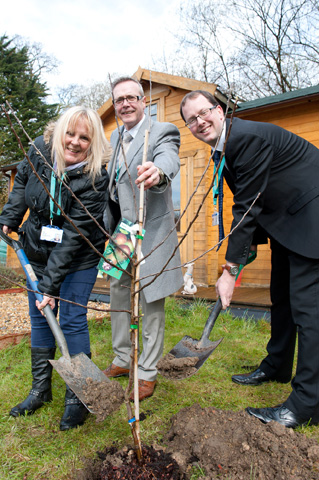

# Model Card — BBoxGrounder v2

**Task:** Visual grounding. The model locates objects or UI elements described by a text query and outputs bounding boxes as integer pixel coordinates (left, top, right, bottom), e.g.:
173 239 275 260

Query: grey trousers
110 271 165 382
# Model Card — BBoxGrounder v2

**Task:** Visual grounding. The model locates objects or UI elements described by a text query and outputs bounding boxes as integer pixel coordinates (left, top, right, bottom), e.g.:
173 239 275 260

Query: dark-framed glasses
185 105 217 128
114 95 143 106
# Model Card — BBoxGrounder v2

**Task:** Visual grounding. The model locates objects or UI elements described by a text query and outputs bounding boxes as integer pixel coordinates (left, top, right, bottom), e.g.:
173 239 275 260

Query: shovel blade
50 353 110 413
169 335 223 372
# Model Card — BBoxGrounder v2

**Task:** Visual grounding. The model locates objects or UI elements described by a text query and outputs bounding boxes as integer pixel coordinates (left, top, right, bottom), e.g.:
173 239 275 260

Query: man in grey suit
103 77 183 401
181 90 319 428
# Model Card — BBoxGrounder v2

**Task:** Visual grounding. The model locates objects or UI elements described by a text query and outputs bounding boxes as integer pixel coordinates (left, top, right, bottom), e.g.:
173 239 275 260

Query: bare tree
56 77 122 111
155 0 319 100
12 35 60 76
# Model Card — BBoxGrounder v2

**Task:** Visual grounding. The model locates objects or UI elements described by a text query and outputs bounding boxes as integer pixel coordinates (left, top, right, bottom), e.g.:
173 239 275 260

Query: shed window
145 103 157 120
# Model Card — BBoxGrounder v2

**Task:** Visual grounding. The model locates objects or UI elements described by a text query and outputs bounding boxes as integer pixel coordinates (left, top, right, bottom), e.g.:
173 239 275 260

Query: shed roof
98 67 233 120
237 84 319 111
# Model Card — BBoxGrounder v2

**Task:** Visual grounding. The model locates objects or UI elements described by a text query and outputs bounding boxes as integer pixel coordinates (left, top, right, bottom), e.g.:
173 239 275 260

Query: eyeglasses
113 95 143 106
185 105 217 128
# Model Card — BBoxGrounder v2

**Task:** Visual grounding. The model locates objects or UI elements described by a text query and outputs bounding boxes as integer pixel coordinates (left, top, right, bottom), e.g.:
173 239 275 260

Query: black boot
59 384 90 431
59 353 91 431
10 347 56 417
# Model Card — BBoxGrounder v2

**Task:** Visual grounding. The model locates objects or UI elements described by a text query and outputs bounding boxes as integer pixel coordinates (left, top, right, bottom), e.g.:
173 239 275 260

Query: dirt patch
165 404 319 479
82 378 125 422
76 403 319 479
99 445 181 480
157 353 199 380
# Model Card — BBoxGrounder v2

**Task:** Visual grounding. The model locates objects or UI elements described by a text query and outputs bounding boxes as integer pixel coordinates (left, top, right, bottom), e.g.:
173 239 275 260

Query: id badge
40 225 63 243
212 212 219 226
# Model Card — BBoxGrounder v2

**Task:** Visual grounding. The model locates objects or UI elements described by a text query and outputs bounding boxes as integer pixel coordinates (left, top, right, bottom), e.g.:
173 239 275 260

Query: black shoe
232 368 270 385
246 405 316 428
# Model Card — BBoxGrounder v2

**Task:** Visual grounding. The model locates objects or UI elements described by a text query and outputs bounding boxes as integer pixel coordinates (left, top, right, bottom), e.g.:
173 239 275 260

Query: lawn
1 297 318 479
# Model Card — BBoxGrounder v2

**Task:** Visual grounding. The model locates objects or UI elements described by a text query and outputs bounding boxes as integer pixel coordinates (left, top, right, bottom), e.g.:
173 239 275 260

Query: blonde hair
52 106 112 183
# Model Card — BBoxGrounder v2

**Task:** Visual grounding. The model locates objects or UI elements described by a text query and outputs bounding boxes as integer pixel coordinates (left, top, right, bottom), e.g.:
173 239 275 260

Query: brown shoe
103 363 130 378
129 380 156 402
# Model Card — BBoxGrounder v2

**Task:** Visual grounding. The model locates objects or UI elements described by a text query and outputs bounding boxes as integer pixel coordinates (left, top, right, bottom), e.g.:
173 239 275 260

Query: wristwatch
157 167 167 186
222 264 239 276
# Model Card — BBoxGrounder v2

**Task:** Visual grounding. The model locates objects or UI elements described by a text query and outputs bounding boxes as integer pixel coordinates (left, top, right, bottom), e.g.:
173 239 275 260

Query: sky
1 0 182 100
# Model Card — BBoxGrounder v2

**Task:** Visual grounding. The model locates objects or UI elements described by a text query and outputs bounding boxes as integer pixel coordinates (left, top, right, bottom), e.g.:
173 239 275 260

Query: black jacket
0 134 109 295
224 117 319 264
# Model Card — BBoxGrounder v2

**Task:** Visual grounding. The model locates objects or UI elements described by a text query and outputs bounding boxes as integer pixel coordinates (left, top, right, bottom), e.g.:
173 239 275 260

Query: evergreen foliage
0 35 59 207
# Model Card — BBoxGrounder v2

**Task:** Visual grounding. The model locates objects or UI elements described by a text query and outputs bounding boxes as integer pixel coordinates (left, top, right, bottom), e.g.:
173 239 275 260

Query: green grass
0 297 318 479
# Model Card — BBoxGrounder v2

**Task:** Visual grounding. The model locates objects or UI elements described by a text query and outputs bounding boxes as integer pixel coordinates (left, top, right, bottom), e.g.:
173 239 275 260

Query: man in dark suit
180 89 319 428
103 77 183 401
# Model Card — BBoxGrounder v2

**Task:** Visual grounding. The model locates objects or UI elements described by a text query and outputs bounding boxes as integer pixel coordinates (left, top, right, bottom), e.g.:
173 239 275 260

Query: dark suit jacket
224 117 319 264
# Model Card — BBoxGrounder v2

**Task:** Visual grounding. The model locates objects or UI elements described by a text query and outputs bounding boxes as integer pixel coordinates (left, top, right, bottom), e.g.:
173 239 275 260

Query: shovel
160 253 257 380
166 297 223 376
0 230 111 413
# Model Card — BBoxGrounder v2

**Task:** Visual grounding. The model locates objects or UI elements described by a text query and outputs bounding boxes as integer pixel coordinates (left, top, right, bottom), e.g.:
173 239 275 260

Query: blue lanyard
212 155 225 206
50 171 65 223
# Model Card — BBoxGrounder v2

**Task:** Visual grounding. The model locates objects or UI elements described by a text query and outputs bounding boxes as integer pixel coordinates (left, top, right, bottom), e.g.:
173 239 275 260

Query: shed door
172 153 196 270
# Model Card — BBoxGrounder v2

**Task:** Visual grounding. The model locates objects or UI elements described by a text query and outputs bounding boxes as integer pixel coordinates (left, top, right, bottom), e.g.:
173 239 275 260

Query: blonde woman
0 106 111 430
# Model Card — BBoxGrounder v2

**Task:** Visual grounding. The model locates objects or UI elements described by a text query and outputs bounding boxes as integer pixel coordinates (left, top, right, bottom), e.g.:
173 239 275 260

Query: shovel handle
7 238 71 360
197 255 256 347
198 297 222 347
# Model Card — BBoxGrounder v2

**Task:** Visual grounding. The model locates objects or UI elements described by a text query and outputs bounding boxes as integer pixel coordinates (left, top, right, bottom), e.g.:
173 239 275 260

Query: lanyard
50 171 65 224
212 155 225 206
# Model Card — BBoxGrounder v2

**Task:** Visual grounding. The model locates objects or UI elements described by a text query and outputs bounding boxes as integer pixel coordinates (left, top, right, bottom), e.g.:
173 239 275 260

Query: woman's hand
2 225 12 234
36 295 55 314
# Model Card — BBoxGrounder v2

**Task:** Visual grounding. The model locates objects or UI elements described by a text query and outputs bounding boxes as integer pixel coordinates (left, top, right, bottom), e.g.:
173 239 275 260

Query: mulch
0 289 109 351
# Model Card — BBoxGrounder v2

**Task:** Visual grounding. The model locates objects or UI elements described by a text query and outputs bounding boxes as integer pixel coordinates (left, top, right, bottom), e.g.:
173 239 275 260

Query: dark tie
213 149 224 250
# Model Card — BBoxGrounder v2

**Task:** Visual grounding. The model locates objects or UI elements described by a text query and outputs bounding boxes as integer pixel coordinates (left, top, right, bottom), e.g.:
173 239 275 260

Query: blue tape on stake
128 417 136 424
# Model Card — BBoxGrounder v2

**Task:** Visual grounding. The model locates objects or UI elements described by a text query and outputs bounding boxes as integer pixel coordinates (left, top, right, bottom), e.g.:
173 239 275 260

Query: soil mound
75 404 319 479
165 404 319 479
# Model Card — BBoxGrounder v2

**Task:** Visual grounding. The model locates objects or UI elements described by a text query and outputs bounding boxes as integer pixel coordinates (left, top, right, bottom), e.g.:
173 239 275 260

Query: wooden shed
99 69 319 288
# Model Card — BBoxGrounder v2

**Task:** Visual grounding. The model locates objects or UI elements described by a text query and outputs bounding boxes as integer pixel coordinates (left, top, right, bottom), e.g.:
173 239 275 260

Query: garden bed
77 404 319 479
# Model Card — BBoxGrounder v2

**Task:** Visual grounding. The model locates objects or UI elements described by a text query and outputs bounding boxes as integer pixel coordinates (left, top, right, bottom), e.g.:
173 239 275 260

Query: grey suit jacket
224 117 319 264
105 117 183 303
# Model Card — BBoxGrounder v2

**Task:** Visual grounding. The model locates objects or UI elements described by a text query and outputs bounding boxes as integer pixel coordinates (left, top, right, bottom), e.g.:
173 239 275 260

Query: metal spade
166 297 223 376
0 230 112 413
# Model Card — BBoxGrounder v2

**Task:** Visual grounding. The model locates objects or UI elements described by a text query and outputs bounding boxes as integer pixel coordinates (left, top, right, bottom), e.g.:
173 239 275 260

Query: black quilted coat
0 134 109 296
